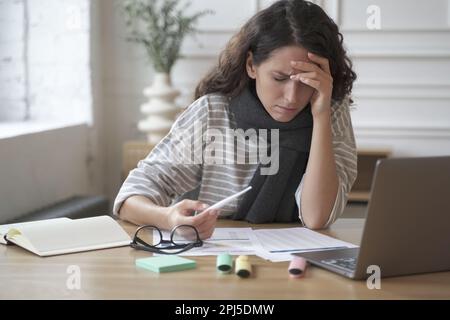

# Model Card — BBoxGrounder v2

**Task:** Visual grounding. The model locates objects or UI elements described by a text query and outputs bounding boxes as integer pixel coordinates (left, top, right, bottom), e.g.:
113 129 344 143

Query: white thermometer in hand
195 186 252 215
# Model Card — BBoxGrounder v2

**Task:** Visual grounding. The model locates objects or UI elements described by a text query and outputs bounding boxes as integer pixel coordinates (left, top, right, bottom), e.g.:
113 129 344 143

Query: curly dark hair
195 0 356 103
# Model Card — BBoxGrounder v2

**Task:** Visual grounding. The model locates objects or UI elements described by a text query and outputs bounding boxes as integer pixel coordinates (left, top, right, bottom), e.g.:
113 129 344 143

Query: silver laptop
294 156 450 280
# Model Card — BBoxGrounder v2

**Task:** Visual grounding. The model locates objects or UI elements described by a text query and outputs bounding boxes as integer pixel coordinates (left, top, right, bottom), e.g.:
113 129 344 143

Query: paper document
254 227 358 262
155 227 357 261
157 228 261 256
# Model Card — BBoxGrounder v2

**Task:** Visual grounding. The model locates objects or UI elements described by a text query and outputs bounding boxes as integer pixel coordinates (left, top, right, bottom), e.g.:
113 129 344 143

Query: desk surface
1 218 449 299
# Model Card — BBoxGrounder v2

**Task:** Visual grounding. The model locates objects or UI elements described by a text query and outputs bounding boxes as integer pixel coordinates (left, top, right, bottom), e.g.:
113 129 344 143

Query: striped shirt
113 93 357 227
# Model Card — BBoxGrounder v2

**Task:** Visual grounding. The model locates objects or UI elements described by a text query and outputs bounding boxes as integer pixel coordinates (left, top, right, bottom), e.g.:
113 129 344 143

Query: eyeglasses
130 224 203 255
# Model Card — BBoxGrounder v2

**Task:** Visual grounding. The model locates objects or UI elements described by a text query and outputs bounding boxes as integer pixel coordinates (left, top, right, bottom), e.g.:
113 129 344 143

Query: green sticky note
135 256 197 273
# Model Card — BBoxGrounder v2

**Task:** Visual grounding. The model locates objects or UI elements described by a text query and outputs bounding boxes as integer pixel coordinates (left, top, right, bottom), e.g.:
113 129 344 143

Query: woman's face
246 45 315 122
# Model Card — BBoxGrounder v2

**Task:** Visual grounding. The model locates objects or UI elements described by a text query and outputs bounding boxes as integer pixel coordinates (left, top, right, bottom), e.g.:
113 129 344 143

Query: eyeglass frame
130 224 203 255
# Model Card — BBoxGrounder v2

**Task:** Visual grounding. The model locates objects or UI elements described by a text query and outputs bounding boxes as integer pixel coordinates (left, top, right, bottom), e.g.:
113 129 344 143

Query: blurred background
1 0 449 223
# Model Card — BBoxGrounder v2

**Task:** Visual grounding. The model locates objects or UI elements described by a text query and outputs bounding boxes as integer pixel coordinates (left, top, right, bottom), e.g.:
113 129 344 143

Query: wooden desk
0 219 448 299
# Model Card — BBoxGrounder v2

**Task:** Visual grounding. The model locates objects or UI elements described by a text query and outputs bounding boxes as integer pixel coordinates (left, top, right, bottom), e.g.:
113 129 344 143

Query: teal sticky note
135 256 197 273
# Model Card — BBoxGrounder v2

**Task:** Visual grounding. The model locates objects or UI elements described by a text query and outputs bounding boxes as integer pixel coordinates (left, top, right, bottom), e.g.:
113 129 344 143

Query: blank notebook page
13 216 131 255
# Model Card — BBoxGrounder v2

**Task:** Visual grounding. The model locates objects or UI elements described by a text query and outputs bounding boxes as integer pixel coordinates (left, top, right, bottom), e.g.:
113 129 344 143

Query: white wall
96 0 148 207
0 124 90 223
0 0 105 222
0 0 93 122
0 0 27 121
338 0 450 156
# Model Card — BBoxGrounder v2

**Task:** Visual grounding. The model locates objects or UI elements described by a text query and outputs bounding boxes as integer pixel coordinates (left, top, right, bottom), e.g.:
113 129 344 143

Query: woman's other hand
166 199 220 240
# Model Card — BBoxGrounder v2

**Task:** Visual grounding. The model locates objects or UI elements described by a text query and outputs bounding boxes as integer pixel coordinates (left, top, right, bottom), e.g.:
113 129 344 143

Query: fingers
307 52 331 74
193 208 218 225
197 209 220 221
190 209 219 239
290 61 328 89
177 207 218 229
178 200 208 216
290 71 319 81
290 60 322 74
196 213 218 239
168 200 207 227
290 71 326 91
181 199 208 211
169 200 220 239
189 208 216 224
290 52 331 75
197 220 216 239
176 212 206 227
297 77 320 90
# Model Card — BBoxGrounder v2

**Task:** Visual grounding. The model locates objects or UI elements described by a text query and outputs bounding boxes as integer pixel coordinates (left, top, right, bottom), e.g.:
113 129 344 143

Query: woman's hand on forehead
288 52 333 117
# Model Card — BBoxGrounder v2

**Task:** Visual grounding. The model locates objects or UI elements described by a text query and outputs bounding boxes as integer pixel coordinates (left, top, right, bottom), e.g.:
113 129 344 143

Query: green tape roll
216 253 233 273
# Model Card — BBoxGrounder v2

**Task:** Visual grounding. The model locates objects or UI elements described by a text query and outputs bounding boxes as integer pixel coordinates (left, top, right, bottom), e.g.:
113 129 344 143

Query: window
0 0 92 125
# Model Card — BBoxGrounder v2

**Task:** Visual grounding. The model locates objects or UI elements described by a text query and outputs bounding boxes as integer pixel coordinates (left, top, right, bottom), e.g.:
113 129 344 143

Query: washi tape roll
288 256 307 278
216 253 233 273
235 255 251 278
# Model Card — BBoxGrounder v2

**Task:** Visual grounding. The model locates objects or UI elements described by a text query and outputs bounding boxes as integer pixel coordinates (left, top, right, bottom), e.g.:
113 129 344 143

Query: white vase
138 72 181 145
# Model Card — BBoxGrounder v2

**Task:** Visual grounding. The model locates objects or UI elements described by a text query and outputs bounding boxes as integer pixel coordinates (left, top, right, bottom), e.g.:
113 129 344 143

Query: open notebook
1 216 131 256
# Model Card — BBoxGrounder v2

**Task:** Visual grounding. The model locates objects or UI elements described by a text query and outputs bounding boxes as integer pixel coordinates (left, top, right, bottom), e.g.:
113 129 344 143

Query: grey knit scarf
229 84 313 223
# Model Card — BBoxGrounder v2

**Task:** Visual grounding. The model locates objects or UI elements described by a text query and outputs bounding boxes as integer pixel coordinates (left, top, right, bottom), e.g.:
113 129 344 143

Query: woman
114 0 357 239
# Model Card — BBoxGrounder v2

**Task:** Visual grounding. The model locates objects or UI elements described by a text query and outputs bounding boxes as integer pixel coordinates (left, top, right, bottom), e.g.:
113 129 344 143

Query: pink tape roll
288 256 307 278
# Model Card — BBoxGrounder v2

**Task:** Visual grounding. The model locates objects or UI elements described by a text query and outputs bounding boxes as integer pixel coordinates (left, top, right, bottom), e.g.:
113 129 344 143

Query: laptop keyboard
320 257 357 271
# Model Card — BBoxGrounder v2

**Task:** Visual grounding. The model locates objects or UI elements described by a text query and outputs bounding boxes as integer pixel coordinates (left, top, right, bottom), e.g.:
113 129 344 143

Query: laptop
293 156 450 280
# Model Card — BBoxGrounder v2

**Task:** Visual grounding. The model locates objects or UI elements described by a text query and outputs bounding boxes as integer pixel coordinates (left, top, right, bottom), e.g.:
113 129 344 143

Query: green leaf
120 0 214 73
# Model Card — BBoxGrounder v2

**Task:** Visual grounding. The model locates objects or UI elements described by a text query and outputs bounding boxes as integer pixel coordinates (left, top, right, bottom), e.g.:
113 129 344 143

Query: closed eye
274 77 288 82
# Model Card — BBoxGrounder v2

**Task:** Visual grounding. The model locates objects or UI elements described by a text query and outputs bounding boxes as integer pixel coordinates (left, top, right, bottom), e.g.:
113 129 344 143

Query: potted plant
121 0 212 144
